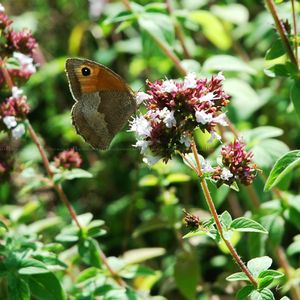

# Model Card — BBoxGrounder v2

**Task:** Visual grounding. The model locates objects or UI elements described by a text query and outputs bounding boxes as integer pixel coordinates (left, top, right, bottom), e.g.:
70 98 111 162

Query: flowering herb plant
1 1 300 300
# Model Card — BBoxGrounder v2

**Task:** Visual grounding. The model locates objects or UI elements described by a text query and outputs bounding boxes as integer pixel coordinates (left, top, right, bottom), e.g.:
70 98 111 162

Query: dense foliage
0 1 300 299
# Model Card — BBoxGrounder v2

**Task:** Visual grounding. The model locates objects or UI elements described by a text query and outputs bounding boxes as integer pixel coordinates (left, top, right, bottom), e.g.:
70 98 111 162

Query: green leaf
265 150 300 191
53 168 93 183
291 79 300 119
76 267 99 283
236 285 255 300
18 259 49 275
265 39 285 60
251 139 289 169
258 270 284 279
247 256 272 277
122 248 166 265
242 126 283 144
287 240 300 256
258 275 274 289
174 250 199 300
0 220 8 231
189 11 231 50
8 275 30 300
138 13 174 59
250 288 275 300
27 272 67 300
182 229 206 239
223 79 265 119
268 215 284 248
211 4 249 25
203 55 256 74
165 173 191 184
230 217 268 234
139 174 159 187
78 238 102 268
226 272 250 282
220 211 232 228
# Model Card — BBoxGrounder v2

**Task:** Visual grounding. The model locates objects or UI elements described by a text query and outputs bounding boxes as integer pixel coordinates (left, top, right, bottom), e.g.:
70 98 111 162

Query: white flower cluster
129 107 179 165
2 87 26 139
13 52 36 74
131 72 228 165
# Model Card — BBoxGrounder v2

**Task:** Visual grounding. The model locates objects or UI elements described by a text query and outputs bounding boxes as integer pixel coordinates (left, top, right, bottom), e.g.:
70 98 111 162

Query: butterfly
65 58 136 149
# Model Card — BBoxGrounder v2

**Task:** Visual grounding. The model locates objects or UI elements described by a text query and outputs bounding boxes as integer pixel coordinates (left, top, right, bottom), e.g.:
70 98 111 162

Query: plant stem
291 0 299 68
148 31 187 76
190 141 258 288
26 122 82 229
121 0 132 11
98 248 127 286
276 247 300 300
166 0 192 59
265 0 298 67
1 61 127 288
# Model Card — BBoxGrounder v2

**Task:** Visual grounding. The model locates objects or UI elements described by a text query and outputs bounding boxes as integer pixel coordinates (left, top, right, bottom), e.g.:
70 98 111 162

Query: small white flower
161 80 177 93
143 154 161 166
199 92 216 104
183 72 197 89
12 86 23 98
135 139 150 154
179 133 191 147
129 115 151 138
213 113 227 126
136 92 151 105
207 131 222 144
88 0 105 19
0 4 5 12
160 108 176 128
220 168 233 181
12 124 25 139
3 116 17 129
216 71 225 81
13 52 36 74
195 110 213 124
201 160 215 173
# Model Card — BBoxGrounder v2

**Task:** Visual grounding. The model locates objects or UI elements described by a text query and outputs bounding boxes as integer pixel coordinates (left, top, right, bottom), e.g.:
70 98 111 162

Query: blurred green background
1 0 300 299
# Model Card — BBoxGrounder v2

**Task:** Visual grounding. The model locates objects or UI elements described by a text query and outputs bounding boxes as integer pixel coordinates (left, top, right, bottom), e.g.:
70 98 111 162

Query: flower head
183 209 200 231
130 73 230 163
12 123 25 139
6 29 37 55
213 140 257 186
54 148 82 169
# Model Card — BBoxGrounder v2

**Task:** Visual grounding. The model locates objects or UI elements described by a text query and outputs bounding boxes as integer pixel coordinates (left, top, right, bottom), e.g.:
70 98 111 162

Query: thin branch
149 31 187 76
1 62 128 288
166 0 192 59
191 141 258 288
265 0 298 67
291 0 299 68
121 0 132 11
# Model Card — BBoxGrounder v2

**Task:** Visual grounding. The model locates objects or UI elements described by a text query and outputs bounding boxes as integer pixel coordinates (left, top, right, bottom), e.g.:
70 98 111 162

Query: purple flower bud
54 148 82 170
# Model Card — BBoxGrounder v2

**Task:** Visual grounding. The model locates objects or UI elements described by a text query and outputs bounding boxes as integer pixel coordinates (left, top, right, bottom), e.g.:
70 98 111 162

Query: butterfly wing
65 58 136 149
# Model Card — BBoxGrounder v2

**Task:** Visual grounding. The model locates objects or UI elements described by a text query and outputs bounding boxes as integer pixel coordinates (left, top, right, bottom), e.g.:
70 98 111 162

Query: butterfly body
65 58 136 149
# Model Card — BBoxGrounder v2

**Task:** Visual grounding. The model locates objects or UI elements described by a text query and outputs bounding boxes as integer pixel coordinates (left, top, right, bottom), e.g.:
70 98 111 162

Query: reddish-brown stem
27 123 82 228
166 0 192 59
190 141 258 288
1 59 14 89
291 0 299 68
265 0 298 67
121 0 132 11
178 152 198 174
276 247 300 300
98 249 127 286
149 31 187 76
1 61 127 288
